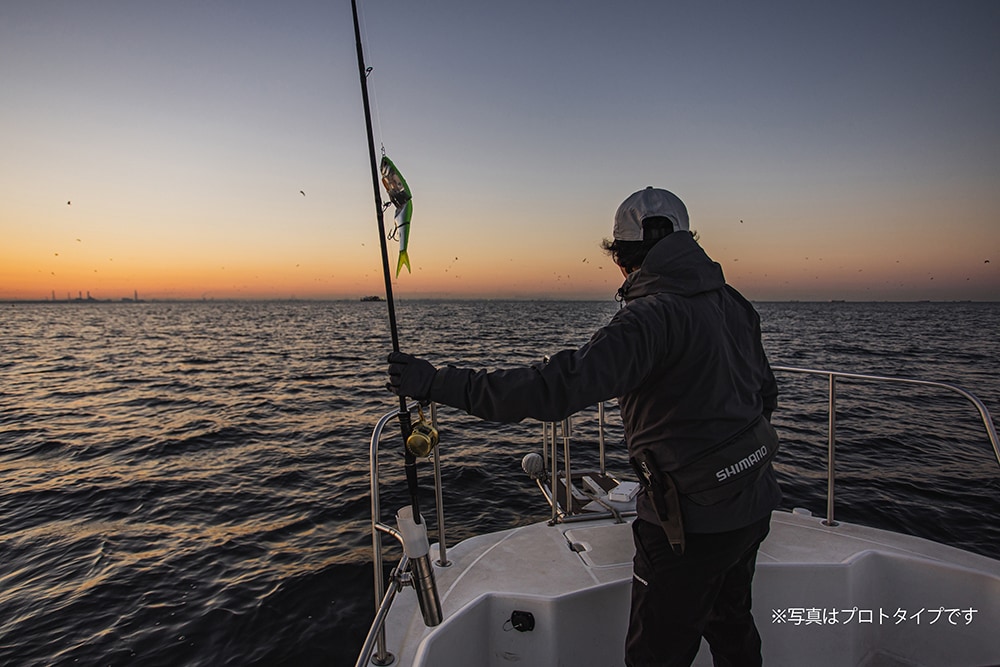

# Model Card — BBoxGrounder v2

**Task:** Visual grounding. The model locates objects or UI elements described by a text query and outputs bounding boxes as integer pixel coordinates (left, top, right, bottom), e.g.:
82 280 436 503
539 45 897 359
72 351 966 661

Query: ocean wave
0 300 997 665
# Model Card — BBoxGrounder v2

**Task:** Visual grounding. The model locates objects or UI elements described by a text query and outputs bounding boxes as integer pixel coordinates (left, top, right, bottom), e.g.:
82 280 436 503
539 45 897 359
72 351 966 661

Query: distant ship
360 295 383 302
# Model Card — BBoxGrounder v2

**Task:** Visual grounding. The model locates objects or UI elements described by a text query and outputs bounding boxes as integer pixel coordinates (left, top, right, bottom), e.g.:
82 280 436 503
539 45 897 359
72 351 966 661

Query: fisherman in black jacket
387 187 781 667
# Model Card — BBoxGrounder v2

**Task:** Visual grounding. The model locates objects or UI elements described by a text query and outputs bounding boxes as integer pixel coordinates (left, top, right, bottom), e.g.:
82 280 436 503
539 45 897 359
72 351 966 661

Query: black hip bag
671 416 780 505
630 416 779 554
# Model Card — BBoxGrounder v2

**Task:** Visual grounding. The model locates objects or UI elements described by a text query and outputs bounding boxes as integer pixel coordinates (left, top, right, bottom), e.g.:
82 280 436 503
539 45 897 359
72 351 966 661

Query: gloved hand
386 352 437 400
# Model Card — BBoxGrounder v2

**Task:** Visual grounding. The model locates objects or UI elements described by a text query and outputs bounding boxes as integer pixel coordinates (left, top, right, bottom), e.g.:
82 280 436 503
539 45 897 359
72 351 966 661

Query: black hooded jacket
430 232 781 532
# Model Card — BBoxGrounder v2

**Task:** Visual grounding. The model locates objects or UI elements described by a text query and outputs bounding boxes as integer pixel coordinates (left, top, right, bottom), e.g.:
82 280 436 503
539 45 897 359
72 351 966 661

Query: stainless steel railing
538 402 636 524
358 369 999 665
771 366 1000 526
359 401 447 667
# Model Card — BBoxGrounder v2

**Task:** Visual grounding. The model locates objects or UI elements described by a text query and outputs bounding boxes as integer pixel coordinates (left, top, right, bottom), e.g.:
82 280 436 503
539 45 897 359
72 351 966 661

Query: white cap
613 187 689 241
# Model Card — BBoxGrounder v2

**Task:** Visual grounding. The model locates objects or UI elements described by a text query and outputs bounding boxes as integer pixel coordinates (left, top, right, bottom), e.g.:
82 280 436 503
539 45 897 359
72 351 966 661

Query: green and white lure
380 154 413 277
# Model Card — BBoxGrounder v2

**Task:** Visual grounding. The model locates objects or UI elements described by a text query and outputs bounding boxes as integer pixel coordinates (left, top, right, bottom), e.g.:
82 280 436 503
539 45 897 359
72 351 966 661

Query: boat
355 367 1000 667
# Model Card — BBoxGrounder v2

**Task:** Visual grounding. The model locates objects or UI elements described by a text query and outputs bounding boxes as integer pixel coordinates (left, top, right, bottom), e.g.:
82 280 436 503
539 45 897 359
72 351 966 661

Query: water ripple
0 300 997 665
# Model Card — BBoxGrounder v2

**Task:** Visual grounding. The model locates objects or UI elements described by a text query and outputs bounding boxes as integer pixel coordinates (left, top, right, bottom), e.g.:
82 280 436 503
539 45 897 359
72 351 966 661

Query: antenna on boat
351 0 443 628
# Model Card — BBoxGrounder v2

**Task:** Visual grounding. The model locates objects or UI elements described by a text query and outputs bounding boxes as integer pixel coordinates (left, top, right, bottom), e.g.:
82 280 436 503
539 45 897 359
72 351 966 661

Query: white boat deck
379 509 1000 667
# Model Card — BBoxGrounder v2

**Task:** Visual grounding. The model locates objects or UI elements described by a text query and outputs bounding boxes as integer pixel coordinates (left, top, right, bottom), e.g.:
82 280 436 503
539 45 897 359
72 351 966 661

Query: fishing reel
406 405 439 458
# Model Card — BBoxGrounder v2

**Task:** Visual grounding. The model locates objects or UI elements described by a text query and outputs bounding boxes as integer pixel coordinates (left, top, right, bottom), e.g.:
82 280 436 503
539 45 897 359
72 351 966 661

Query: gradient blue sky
2 0 998 300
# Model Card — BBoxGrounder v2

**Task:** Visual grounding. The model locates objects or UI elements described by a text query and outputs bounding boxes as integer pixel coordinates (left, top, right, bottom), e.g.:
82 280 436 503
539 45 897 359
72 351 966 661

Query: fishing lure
380 155 413 277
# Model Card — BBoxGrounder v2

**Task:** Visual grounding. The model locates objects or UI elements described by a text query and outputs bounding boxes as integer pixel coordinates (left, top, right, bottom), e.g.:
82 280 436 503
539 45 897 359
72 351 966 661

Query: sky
1 0 998 302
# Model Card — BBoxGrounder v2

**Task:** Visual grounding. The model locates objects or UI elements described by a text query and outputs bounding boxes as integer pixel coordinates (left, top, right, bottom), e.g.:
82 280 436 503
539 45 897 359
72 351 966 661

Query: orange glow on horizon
4 239 997 302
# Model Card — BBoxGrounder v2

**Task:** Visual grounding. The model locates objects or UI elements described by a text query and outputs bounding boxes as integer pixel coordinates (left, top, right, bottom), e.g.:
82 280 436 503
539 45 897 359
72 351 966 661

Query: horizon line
3 297 998 305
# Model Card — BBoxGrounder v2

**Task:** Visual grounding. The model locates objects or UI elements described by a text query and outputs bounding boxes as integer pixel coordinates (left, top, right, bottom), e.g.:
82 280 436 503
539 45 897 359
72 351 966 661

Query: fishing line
357 0 386 153
358 0 399 252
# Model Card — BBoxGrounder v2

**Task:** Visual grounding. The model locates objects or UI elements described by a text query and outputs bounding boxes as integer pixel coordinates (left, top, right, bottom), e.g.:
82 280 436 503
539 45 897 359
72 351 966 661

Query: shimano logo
715 445 769 483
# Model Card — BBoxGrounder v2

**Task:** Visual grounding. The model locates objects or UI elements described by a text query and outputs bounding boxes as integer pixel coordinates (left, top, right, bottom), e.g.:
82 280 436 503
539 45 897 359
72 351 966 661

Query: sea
1 300 998 666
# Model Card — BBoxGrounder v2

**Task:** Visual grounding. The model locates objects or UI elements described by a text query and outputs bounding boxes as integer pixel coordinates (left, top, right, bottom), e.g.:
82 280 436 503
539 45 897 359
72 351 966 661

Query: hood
619 232 726 302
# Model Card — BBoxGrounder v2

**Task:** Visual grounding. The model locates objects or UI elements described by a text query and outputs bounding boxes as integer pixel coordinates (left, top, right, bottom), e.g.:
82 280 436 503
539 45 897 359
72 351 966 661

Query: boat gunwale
358 367 1000 667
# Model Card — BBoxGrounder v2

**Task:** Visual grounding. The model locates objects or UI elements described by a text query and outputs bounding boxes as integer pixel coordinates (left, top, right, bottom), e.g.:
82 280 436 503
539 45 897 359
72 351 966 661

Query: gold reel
406 405 439 458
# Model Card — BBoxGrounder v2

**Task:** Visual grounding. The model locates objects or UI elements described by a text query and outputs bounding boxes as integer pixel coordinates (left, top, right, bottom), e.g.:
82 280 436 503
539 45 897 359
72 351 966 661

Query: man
387 187 780 667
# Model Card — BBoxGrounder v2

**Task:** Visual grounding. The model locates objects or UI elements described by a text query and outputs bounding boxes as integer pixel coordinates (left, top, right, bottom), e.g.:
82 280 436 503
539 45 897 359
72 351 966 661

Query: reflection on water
0 300 997 665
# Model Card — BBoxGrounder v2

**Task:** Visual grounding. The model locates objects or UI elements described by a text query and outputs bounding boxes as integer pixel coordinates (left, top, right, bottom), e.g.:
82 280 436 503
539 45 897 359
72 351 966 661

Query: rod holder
396 506 443 627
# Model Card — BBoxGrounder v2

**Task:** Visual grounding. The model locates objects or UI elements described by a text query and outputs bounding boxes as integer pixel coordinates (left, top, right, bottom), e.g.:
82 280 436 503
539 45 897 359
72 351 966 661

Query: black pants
626 516 771 667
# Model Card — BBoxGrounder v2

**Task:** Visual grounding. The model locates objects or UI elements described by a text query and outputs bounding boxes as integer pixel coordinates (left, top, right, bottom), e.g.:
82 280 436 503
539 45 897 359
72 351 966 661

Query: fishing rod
349 0 420 516
351 0 442 629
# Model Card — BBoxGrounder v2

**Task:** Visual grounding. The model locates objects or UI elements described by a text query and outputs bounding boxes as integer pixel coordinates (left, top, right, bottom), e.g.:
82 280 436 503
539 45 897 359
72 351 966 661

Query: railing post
542 422 550 477
355 554 407 667
598 402 607 476
430 402 450 567
562 416 573 516
824 374 839 527
366 401 423 666
369 409 403 665
548 422 558 524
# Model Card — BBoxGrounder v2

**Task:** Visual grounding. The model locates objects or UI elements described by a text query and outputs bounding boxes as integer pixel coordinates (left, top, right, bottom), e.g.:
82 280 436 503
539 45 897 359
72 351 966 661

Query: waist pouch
630 416 780 554
670 416 779 505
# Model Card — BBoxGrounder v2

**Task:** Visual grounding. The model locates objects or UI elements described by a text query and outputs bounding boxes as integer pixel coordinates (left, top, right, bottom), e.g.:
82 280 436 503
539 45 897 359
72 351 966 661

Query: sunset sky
2 0 998 302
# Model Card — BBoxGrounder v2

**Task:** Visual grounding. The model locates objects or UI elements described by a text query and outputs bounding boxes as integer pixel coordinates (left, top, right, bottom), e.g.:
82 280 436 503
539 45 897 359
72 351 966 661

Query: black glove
386 352 437 400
